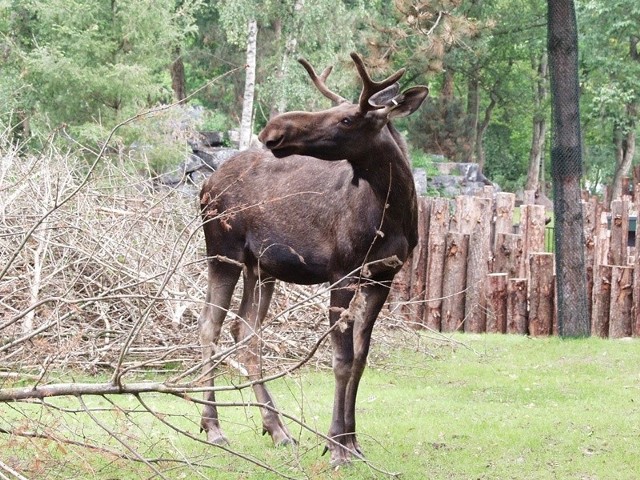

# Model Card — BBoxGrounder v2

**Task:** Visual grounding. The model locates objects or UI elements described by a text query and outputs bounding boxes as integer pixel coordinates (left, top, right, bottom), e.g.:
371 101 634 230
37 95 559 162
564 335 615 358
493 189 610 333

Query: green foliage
0 0 638 187
0 0 202 146
121 107 200 175
407 95 475 161
199 109 233 133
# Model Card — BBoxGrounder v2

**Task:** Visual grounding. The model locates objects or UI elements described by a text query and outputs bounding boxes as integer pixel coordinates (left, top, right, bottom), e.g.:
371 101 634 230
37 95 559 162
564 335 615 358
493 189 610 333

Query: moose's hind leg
199 260 242 445
235 270 295 446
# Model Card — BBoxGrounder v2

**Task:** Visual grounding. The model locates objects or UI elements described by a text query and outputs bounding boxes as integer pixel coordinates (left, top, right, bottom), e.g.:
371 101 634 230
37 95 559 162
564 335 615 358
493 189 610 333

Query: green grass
2 334 640 479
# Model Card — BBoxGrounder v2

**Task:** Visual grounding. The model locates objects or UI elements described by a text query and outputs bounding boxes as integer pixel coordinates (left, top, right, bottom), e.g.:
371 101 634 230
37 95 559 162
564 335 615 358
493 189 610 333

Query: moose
198 52 428 465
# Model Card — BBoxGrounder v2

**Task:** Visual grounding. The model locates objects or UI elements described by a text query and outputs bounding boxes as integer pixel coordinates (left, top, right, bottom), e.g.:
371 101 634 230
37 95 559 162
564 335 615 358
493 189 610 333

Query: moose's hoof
206 430 229 446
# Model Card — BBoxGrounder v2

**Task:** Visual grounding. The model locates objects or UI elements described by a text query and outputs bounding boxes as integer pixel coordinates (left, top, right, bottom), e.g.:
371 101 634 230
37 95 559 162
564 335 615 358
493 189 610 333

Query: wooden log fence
389 187 639 338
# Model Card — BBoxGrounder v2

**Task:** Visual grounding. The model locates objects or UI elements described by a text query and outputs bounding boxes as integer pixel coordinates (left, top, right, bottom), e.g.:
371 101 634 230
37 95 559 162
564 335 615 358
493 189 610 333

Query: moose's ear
368 83 401 108
385 86 429 119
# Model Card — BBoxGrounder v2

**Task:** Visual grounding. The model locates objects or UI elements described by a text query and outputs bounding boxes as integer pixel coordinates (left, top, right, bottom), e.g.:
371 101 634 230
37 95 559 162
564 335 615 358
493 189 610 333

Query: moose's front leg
325 285 355 465
343 280 391 454
326 280 392 465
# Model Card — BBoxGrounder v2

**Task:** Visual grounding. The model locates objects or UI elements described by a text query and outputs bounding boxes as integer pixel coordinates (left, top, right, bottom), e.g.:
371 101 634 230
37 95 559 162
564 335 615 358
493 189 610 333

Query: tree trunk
465 72 480 163
170 47 186 103
547 0 590 336
270 0 305 117
475 92 498 172
610 116 637 204
526 52 548 192
239 19 258 151
608 34 638 205
441 69 455 99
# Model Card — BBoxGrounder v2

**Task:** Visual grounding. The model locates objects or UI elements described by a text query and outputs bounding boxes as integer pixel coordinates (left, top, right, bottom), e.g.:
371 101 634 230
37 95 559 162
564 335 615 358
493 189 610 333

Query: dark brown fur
197 53 428 465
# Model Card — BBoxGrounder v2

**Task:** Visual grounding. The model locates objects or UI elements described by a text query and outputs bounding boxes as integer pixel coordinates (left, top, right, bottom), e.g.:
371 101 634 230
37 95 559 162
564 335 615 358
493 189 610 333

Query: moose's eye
340 117 353 126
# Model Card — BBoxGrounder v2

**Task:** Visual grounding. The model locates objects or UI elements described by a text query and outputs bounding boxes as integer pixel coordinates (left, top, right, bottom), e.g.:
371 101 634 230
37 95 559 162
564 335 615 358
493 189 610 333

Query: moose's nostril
264 136 284 150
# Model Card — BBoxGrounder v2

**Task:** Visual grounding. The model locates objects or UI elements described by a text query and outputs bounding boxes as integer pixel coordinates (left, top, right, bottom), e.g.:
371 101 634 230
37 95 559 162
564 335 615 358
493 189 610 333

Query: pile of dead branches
0 132 341 378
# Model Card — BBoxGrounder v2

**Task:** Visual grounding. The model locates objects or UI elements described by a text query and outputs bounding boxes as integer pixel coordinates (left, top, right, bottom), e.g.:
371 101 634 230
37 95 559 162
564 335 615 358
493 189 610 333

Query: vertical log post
581 198 597 318
464 197 493 333
609 265 633 338
494 193 516 238
493 233 524 278
520 204 547 277
486 273 508 333
591 265 612 338
507 278 528 334
424 198 450 330
389 254 413 317
528 253 555 336
608 199 629 266
493 192 516 272
441 232 469 332
408 197 431 327
595 205 610 268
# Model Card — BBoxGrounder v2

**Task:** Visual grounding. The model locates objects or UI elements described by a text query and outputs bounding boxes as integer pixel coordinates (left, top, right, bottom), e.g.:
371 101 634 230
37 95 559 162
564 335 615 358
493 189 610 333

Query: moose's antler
298 58 348 106
350 52 406 112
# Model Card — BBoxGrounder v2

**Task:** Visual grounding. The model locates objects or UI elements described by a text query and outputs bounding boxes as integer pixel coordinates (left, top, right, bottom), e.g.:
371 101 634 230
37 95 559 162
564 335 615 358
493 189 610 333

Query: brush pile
0 137 343 379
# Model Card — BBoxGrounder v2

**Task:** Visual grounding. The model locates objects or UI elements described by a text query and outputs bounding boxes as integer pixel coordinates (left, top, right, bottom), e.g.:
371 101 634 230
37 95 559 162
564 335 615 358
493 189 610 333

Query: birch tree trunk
525 52 548 192
239 19 258 151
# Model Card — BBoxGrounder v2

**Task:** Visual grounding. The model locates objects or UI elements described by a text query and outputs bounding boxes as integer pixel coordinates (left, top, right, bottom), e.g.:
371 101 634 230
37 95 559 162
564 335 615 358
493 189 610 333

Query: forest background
1 0 638 197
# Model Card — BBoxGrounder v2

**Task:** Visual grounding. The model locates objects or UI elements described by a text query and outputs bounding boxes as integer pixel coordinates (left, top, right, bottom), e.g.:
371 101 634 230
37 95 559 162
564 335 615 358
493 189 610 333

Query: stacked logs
390 187 639 338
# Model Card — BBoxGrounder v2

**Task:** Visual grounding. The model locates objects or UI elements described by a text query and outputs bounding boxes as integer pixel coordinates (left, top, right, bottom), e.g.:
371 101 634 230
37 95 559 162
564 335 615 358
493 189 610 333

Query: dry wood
506 278 528 334
493 233 524 278
424 198 450 330
519 204 546 277
581 198 598 318
528 253 555 336
608 265 633 338
608 199 630 266
493 192 516 250
452 195 477 234
485 273 507 333
440 232 469 332
389 253 413 318
463 197 492 333
523 189 536 205
591 265 612 338
408 197 431 326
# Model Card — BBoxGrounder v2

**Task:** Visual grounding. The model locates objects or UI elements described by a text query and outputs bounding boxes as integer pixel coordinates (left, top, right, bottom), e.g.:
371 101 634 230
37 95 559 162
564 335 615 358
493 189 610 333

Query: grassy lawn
2 333 640 479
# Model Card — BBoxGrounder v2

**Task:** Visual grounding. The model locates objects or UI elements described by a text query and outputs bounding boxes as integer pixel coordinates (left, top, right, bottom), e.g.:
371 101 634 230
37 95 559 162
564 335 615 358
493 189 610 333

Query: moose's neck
351 125 415 205
350 125 418 250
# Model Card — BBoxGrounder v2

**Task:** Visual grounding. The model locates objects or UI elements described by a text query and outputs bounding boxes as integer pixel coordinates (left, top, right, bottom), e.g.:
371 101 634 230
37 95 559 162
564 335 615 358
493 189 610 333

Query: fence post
486 273 508 333
464 197 493 333
591 265 612 338
507 278 528 334
528 252 555 336
409 197 431 327
609 199 629 266
494 233 524 278
520 204 546 276
441 232 469 332
609 265 633 338
424 198 450 331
